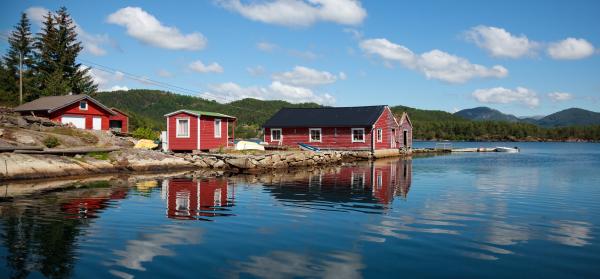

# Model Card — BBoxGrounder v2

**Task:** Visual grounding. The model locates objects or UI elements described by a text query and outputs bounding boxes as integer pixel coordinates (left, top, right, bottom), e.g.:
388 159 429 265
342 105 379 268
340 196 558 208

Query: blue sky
1 0 599 116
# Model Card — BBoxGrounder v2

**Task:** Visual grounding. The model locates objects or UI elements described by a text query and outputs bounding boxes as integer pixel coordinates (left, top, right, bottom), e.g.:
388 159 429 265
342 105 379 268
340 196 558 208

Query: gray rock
15 135 36 145
227 157 250 169
213 159 226 168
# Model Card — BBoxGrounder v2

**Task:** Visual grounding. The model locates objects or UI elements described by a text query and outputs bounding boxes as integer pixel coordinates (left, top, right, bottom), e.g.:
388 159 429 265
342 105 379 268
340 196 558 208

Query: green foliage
86 151 109 160
43 135 60 148
91 89 600 142
131 127 159 140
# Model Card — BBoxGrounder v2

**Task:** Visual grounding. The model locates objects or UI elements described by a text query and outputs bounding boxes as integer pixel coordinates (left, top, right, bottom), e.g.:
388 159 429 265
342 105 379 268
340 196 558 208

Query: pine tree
33 7 97 97
3 12 35 104
54 6 96 94
33 11 59 98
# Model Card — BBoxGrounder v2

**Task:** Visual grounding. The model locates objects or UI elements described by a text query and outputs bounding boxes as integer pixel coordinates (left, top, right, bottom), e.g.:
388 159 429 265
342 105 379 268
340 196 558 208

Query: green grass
87 151 109 160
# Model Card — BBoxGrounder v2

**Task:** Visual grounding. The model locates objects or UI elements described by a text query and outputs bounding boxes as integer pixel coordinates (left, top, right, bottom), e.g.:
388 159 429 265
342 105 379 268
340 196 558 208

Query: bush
43 136 60 148
132 127 159 140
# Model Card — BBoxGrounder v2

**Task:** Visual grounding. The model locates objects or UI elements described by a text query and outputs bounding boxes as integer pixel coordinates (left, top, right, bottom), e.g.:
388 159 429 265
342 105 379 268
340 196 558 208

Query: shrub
43 136 60 148
132 127 159 140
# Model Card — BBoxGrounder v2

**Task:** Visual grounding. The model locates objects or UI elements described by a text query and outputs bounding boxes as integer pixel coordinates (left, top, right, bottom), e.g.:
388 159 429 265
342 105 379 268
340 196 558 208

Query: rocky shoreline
1 149 374 181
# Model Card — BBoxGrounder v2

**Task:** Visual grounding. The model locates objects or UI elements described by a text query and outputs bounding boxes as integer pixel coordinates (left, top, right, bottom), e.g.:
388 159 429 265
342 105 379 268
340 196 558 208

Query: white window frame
214 118 222 138
175 118 190 138
351 128 365 143
79 101 88 110
376 128 383 142
271 128 282 141
309 128 322 143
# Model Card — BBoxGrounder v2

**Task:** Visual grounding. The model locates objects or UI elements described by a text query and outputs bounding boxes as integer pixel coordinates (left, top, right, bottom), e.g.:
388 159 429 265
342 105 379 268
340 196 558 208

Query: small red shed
164 109 236 152
109 107 129 133
13 94 128 132
262 106 412 153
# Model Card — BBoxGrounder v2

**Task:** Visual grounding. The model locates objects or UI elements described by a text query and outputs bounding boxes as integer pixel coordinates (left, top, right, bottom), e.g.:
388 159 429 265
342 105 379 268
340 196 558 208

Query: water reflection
163 177 234 220
232 251 365 279
233 158 413 206
0 182 129 278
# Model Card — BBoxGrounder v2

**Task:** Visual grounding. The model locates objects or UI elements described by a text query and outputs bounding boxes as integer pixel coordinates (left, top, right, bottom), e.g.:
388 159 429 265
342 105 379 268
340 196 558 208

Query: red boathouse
165 109 236 152
262 106 412 155
13 94 129 132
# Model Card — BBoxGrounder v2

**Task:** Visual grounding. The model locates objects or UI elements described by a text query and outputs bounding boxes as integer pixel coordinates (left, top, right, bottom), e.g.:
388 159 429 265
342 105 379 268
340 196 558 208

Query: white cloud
247 65 266 76
548 92 573 102
157 69 173 77
272 66 342 87
339 72 347 80
218 0 366 27
107 85 129 92
547 38 595 60
472 87 539 108
465 25 537 58
107 7 206 51
256 41 278 52
201 81 335 105
26 6 111 56
360 38 508 83
189 60 224 73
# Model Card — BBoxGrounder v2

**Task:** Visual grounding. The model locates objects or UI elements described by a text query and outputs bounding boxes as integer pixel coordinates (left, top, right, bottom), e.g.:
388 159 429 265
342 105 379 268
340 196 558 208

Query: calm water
1 142 600 278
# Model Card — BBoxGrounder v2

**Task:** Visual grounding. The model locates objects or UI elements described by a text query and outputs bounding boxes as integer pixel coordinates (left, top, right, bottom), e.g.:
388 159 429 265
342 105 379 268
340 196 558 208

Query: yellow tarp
134 139 158 149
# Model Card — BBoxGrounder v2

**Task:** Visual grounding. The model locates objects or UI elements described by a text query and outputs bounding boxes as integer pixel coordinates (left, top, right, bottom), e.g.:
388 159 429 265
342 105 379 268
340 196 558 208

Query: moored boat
495 146 519 153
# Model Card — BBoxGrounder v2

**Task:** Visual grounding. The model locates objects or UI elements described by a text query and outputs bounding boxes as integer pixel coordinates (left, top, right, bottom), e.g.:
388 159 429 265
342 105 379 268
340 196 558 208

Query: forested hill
92 89 600 141
92 89 465 130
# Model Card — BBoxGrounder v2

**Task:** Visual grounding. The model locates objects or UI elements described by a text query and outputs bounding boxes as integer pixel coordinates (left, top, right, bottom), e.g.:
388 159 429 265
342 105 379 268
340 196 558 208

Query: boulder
213 160 226 169
15 134 36 145
226 157 251 169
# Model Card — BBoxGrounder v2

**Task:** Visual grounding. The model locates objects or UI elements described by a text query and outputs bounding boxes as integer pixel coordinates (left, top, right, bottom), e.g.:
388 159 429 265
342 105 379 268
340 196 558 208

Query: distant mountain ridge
455 106 600 127
455 107 520 122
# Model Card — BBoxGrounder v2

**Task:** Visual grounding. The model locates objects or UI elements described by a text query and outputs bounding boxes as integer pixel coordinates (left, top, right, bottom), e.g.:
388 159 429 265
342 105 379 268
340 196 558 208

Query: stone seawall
177 150 372 171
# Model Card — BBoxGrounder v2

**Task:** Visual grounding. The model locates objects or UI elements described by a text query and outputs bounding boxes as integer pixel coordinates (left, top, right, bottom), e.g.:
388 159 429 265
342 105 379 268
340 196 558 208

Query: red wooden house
164 110 236 152
262 106 412 154
13 94 128 132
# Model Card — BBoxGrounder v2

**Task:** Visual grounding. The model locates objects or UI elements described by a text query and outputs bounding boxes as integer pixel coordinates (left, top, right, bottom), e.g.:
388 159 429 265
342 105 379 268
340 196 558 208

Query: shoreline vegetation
89 90 600 143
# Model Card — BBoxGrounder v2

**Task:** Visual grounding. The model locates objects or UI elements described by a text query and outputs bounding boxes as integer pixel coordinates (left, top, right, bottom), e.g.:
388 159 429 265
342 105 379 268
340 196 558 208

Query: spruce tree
54 7 96 95
33 7 97 97
3 12 35 104
33 11 59 97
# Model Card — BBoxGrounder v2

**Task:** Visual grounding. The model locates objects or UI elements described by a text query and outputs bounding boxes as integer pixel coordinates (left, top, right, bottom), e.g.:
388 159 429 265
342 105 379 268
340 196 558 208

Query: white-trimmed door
61 116 86 129
92 117 102 130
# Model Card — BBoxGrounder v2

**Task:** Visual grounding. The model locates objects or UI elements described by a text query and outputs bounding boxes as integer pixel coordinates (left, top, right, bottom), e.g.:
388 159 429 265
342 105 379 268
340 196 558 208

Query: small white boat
235 141 265 151
495 146 519 153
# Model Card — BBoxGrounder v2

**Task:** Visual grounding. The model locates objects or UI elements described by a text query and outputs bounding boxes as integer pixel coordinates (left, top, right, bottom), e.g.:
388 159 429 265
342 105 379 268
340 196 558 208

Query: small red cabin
165 110 236 152
262 106 412 152
109 107 129 133
13 94 128 132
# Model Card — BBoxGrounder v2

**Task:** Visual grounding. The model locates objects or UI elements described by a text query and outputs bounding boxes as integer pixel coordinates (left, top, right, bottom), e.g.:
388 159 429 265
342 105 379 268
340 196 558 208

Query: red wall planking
167 112 199 151
50 100 111 130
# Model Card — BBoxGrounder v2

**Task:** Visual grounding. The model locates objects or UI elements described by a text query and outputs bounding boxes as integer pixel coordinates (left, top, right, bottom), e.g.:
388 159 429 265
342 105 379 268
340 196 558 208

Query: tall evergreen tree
2 12 35 104
33 7 97 97
54 7 96 95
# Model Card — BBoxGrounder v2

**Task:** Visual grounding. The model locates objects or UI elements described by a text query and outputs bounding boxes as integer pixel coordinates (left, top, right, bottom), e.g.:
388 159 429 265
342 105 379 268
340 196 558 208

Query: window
271 128 282 141
351 172 365 188
309 128 322 142
352 128 365 143
376 128 383 142
214 119 222 138
176 118 190 138
79 101 88 110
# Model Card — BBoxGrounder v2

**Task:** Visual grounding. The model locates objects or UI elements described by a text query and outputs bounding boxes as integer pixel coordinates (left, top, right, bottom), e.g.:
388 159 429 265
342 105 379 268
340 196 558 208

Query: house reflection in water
263 158 412 205
163 178 234 220
61 187 128 219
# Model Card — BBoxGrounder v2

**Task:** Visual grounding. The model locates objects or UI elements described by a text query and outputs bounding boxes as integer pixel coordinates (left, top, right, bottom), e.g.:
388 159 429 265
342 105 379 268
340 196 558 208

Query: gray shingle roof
14 94 116 115
263 106 387 128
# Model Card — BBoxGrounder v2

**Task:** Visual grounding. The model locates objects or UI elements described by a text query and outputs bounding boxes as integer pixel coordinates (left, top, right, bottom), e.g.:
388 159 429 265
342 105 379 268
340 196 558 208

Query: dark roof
14 94 116 115
263 106 387 128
